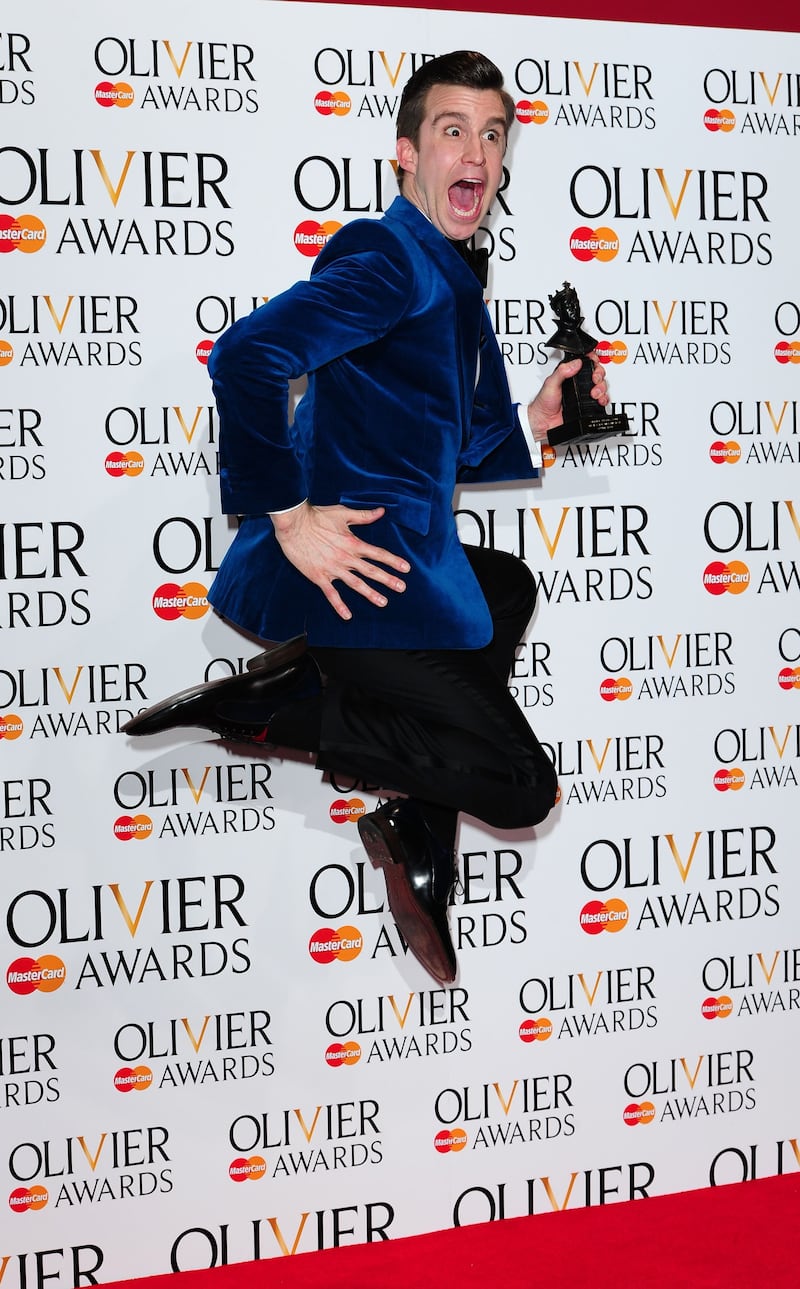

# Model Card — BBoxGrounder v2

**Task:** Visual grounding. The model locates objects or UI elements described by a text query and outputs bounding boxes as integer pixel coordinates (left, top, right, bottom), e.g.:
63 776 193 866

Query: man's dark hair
396 50 515 189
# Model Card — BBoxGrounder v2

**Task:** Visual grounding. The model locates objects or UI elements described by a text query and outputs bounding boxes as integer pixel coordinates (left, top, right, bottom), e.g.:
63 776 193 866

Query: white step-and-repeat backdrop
2 0 799 1282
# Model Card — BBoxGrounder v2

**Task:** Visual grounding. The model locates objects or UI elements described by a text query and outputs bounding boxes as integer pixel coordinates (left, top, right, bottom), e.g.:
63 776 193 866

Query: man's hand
270 502 410 622
527 353 610 442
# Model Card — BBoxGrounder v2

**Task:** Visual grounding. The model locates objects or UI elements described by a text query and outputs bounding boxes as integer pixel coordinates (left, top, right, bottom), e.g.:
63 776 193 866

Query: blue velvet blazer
207 195 537 649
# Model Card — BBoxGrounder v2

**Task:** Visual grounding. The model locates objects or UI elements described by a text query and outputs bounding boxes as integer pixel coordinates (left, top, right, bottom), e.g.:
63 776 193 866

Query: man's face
396 83 507 242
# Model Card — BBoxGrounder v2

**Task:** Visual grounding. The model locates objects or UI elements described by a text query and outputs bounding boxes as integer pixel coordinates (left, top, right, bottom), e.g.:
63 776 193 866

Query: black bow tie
449 238 489 289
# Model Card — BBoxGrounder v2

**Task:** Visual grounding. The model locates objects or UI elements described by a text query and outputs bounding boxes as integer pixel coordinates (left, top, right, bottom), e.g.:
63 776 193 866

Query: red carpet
101 1173 799 1287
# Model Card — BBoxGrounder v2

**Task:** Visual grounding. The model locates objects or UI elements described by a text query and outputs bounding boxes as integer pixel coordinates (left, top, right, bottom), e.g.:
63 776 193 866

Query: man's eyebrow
431 110 507 131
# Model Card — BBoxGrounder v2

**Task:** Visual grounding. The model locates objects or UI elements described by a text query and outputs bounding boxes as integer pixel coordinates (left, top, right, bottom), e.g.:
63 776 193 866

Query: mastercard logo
595 339 628 364
229 1155 267 1182
0 213 47 254
701 995 733 1020
569 225 619 262
579 899 629 935
599 676 633 702
325 1041 362 1067
114 1065 153 1092
709 440 741 464
778 666 800 691
308 925 363 963
541 445 557 469
713 766 745 792
95 81 135 108
622 1102 656 1126
196 338 215 365
105 451 144 478
314 89 351 116
434 1128 468 1154
329 797 366 824
113 814 153 841
9 1185 48 1213
294 220 341 258
515 99 549 125
152 582 209 621
0 338 13 365
519 1016 552 1043
774 340 800 364
703 107 736 132
0 713 24 740
703 560 750 595
7 955 66 995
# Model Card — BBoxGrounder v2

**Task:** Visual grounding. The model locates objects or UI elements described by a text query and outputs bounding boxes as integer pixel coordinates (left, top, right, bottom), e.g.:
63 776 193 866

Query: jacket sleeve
208 225 413 516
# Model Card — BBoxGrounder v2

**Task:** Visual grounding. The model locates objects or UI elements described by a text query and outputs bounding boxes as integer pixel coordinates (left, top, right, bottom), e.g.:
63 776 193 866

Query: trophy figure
545 281 630 446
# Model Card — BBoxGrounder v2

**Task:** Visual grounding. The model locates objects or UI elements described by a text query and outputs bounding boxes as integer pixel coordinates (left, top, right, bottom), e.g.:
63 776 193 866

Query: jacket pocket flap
338 490 431 536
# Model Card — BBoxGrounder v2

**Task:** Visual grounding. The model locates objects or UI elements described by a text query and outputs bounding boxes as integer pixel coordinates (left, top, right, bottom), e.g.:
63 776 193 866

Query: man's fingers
344 531 411 574
320 581 353 622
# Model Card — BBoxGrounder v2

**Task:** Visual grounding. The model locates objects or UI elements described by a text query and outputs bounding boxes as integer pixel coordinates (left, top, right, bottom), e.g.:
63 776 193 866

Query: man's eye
445 126 461 137
485 130 501 143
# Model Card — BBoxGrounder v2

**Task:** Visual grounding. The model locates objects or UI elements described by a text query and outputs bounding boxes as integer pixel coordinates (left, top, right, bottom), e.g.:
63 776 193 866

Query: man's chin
446 213 482 241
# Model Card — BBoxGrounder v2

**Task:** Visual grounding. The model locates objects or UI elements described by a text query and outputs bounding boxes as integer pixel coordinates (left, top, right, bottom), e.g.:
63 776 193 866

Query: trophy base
547 411 630 448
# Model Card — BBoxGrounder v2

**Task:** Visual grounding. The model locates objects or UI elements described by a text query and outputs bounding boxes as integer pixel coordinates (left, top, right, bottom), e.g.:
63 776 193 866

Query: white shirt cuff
269 498 307 516
517 405 543 469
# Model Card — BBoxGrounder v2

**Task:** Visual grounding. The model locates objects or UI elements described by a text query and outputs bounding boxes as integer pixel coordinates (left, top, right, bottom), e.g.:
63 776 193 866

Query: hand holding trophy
545 281 630 446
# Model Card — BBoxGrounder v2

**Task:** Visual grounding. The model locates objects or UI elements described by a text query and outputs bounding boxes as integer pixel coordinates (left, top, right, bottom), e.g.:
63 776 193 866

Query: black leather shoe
358 799 457 985
121 635 320 744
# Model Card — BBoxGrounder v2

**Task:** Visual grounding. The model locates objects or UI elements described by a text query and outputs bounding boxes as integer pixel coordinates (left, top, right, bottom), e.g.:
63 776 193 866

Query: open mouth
448 178 484 220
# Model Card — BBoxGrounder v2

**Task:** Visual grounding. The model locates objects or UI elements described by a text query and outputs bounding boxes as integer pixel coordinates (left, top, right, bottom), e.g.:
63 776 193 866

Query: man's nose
462 133 487 165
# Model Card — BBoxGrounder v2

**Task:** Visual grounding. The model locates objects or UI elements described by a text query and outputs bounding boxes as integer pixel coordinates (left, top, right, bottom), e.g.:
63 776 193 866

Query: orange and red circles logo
778 666 800 691
114 1065 153 1092
703 560 749 596
703 107 736 132
0 214 47 254
579 898 629 935
314 88 351 116
308 925 363 963
229 1155 267 1183
541 445 557 469
622 1102 655 1127
434 1128 468 1154
9 1185 48 1214
709 440 741 465
105 450 144 478
152 582 209 621
113 813 153 841
713 766 745 792
701 995 733 1020
599 676 633 702
0 712 24 740
595 339 628 364
570 225 619 262
325 1041 362 1068
519 1016 552 1043
94 80 135 108
329 797 366 825
515 98 549 125
294 220 341 258
7 955 66 995
196 337 214 365
774 340 800 364
0 338 13 365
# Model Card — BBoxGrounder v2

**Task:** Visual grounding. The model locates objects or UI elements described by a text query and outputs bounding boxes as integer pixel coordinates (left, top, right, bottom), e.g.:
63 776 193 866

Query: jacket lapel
384 197 484 436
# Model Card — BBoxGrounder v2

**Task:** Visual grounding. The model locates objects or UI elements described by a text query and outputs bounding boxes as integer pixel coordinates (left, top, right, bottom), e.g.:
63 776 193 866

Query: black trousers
306 545 558 834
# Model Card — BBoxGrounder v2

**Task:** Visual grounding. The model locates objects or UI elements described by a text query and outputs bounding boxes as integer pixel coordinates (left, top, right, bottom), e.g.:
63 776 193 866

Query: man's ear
396 136 417 175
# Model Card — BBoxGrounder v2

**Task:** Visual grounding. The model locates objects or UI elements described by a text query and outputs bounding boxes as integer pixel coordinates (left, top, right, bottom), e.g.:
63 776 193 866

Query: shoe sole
358 815 456 986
